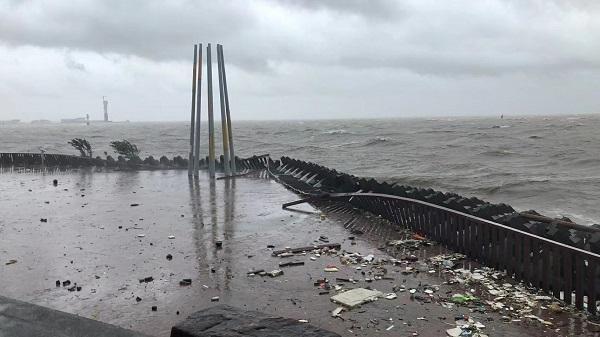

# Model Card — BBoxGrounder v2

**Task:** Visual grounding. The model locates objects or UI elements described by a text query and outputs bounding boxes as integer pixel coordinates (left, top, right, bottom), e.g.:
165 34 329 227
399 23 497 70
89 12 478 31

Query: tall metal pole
207 43 216 177
220 45 236 173
193 43 203 175
187 44 198 176
217 44 231 176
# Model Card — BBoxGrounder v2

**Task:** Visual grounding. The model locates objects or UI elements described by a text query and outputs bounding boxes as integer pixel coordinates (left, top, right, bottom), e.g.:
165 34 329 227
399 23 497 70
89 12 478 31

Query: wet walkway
0 169 598 336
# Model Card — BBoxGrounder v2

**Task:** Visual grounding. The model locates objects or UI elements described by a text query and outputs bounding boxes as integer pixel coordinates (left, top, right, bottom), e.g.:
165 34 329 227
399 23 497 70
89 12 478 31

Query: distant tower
103 96 109 122
86 114 90 126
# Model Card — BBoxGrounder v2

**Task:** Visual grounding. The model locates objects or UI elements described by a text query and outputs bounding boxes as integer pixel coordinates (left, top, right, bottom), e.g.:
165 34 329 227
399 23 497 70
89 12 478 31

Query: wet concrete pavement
0 169 598 336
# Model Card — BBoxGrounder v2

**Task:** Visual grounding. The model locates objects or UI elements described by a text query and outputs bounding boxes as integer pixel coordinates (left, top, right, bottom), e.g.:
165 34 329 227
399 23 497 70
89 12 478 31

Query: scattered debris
166 254 173 261
130 203 140 207
384 293 397 300
5 259 17 265
450 293 477 304
139 276 153 283
271 243 341 256
179 279 192 286
267 269 284 277
324 265 339 272
331 307 344 317
330 288 383 308
211 296 220 302
215 241 223 249
279 261 305 267
168 235 175 239
151 306 157 311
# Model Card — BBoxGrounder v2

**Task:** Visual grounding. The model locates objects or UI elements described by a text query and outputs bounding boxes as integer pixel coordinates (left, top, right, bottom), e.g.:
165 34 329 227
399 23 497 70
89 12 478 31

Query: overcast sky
1 0 599 121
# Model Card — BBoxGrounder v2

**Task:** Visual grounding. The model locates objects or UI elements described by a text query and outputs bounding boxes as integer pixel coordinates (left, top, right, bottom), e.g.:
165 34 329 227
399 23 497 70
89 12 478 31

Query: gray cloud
0 0 599 121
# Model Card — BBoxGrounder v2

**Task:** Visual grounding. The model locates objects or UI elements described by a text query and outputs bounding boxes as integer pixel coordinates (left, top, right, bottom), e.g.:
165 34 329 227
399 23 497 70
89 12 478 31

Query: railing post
575 257 584 310
562 249 573 304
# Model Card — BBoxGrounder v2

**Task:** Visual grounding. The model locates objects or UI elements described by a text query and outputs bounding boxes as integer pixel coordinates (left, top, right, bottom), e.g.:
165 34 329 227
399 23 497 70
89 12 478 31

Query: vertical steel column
207 43 216 177
217 44 231 176
188 44 198 176
219 45 236 173
193 44 203 175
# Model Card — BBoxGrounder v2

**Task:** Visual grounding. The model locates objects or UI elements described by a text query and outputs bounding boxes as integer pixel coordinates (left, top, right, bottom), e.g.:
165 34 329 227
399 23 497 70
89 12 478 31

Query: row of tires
276 156 600 253
0 152 264 171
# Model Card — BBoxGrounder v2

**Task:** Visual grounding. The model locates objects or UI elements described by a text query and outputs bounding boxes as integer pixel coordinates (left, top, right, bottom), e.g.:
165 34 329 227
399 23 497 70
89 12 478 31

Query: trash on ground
330 288 383 308
267 269 284 277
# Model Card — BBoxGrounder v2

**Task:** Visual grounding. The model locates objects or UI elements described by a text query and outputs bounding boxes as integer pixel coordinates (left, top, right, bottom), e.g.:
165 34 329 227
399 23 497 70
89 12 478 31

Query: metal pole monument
193 43 203 176
219 45 236 174
207 43 216 178
217 44 231 176
187 44 198 176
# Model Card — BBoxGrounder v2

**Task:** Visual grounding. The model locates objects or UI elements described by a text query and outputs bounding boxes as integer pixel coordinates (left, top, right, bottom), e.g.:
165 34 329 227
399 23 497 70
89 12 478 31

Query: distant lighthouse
103 96 109 122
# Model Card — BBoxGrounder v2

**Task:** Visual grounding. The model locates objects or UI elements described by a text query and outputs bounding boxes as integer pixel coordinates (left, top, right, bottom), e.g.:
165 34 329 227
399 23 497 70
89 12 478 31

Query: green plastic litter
450 293 478 303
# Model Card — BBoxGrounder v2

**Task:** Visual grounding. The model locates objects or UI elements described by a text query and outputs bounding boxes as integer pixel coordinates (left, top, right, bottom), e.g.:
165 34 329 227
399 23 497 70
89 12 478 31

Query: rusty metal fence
322 192 600 314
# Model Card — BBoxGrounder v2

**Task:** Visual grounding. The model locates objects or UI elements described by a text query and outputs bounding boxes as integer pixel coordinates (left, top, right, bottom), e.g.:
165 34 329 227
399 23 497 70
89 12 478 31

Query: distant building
103 96 109 122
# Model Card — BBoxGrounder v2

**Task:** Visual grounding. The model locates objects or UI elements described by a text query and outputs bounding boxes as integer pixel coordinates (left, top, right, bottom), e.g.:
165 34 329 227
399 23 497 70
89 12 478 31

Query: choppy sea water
1 115 599 224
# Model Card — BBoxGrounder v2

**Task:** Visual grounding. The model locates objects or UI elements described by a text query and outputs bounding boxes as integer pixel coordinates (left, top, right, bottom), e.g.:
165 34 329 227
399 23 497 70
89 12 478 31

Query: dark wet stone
0 295 150 337
170 305 340 337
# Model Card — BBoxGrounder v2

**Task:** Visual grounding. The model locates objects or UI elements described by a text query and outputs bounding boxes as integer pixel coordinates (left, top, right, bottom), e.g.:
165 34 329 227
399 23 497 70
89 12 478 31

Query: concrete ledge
171 305 340 337
0 295 150 337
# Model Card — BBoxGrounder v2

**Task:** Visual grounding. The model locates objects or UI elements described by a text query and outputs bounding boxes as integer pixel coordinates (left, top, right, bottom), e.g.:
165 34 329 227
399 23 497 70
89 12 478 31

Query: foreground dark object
0 295 150 337
171 305 340 337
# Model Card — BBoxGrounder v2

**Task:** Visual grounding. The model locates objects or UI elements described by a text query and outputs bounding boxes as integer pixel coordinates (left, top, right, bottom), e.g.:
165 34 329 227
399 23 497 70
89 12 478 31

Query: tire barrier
270 157 600 314
272 156 600 253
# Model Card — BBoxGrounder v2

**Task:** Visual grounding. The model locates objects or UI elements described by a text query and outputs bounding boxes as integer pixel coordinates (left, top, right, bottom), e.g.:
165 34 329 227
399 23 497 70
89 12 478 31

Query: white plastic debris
331 307 344 317
330 288 383 308
446 327 462 337
168 235 175 239
384 293 397 300
137 234 145 238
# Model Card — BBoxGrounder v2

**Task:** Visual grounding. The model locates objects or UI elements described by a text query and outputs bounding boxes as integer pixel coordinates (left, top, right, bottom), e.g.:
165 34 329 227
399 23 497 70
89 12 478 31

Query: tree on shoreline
110 140 140 161
68 138 92 158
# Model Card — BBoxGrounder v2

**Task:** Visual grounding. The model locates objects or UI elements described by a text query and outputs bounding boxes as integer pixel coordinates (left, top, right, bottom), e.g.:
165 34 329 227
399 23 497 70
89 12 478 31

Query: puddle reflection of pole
209 178 218 263
222 178 235 291
189 176 206 273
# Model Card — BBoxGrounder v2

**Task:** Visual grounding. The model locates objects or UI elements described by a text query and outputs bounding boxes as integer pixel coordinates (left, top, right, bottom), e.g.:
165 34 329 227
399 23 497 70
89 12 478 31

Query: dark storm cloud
0 0 599 121
1 0 599 77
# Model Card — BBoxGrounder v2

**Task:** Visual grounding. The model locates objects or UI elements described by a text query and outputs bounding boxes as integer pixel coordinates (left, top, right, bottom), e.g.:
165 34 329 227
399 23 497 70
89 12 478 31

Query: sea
1 114 599 225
